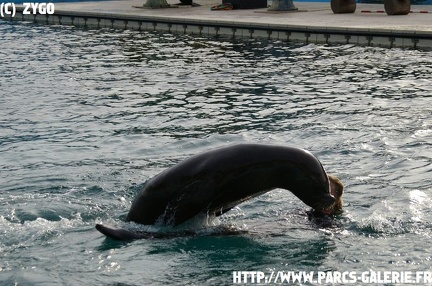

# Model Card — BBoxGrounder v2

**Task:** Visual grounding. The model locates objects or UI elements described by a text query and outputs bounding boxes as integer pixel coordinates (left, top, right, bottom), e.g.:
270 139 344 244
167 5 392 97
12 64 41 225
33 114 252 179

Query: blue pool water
6 0 432 4
0 20 431 285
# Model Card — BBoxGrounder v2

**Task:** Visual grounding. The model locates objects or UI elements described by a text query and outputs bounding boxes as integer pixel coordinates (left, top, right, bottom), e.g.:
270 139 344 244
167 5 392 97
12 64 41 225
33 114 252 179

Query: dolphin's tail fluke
95 224 146 240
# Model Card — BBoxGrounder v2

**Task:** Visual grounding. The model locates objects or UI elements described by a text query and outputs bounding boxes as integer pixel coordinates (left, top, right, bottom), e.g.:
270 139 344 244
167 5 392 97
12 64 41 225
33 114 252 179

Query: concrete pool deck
6 0 432 49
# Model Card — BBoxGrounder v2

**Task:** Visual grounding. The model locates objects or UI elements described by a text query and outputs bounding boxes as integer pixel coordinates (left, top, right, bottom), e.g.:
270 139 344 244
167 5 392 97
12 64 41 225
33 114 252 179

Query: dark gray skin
125 144 336 226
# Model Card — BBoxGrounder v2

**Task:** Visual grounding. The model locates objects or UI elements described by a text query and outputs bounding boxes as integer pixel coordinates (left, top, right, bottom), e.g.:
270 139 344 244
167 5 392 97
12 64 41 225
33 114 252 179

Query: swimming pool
0 21 431 284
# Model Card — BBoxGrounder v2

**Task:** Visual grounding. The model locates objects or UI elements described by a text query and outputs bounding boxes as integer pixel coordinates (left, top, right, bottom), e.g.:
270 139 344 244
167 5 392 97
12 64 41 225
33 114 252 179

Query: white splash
409 189 431 223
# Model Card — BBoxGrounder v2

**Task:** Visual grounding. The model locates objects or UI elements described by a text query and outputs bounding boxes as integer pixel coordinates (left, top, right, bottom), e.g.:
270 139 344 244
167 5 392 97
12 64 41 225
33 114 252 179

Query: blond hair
328 175 344 214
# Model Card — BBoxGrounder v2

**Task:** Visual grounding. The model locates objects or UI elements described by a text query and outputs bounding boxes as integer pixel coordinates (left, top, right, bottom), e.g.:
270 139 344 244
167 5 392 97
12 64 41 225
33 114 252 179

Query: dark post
331 0 356 13
384 0 410 15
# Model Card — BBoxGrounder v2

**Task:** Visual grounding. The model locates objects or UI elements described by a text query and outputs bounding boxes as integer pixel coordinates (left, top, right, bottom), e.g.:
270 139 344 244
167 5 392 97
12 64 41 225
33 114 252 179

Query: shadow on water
97 238 132 251
95 215 339 270
137 232 336 284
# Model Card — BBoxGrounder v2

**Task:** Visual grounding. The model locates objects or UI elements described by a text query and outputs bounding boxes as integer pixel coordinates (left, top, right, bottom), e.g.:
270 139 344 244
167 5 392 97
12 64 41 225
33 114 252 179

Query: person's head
327 175 344 214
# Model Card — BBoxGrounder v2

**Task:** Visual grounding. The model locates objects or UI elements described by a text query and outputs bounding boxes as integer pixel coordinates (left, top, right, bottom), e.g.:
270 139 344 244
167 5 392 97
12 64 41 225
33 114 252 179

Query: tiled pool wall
7 8 432 49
